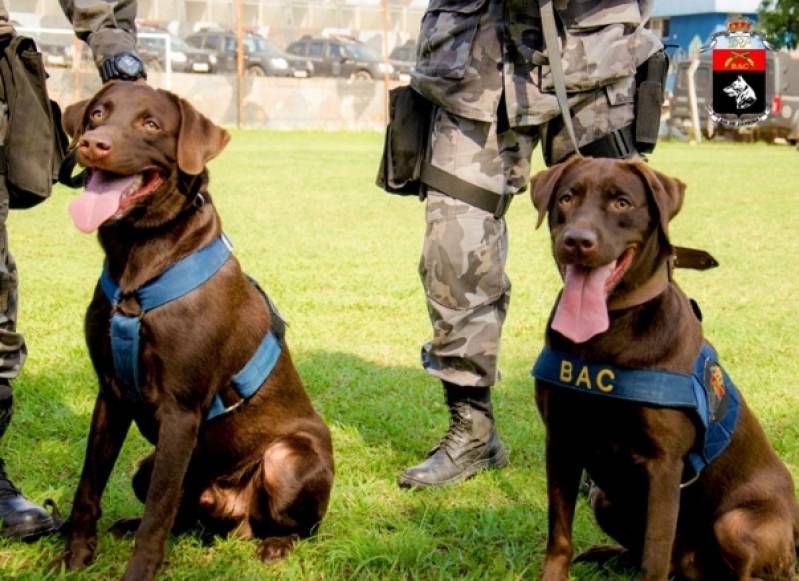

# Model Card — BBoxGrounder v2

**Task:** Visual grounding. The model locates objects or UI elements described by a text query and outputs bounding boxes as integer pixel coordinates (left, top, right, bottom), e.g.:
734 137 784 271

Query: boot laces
432 401 472 455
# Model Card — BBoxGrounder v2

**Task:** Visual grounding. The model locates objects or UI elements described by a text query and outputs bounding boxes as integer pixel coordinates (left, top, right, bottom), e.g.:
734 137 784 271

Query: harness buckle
193 192 206 209
493 193 513 219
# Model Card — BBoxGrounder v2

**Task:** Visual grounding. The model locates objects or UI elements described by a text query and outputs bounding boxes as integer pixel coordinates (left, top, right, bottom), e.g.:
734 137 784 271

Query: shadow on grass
294 349 545 465
0 349 622 579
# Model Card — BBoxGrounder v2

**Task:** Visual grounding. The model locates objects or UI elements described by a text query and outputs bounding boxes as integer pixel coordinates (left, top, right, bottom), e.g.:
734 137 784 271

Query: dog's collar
531 341 741 485
607 261 670 312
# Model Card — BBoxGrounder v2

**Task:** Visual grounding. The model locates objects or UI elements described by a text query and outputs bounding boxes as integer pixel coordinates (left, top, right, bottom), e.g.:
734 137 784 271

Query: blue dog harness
100 236 282 421
532 342 741 482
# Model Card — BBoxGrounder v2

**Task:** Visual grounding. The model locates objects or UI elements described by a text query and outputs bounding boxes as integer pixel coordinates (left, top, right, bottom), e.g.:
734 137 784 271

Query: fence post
382 0 390 125
236 0 244 129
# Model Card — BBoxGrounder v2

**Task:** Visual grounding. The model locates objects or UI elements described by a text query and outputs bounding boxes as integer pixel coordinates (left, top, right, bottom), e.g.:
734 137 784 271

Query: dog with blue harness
530 156 798 581
56 82 334 581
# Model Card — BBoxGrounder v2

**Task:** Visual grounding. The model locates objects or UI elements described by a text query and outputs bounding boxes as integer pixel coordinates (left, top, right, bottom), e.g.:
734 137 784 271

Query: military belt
420 162 514 218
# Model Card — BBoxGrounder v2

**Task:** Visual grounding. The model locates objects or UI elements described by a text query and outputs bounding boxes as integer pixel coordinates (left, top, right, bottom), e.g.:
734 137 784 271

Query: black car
286 36 394 81
138 27 216 74
185 31 313 78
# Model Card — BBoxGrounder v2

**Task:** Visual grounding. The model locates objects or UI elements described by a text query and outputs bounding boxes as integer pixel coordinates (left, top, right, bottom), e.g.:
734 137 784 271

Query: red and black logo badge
713 48 766 115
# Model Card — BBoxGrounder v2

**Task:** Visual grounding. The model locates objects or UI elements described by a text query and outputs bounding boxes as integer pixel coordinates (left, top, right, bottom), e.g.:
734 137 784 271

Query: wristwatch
99 52 147 83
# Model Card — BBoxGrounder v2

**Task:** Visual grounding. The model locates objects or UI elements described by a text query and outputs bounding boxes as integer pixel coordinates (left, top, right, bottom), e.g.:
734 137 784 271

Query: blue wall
663 12 757 55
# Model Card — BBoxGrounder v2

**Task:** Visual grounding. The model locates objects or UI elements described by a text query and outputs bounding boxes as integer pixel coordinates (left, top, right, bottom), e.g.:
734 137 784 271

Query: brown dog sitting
530 156 799 581
58 82 334 580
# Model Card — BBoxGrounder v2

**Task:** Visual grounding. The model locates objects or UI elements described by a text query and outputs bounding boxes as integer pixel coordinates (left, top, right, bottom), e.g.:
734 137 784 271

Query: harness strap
206 331 282 421
532 342 741 483
110 313 142 399
538 0 582 158
420 162 513 218
101 236 232 400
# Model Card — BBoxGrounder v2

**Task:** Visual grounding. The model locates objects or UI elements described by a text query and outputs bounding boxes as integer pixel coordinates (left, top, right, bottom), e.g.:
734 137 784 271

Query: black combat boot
0 380 58 540
398 382 507 489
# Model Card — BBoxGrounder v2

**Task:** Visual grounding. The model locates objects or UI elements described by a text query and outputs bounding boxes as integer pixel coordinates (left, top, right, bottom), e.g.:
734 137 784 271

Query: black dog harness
100 235 282 421
532 342 741 483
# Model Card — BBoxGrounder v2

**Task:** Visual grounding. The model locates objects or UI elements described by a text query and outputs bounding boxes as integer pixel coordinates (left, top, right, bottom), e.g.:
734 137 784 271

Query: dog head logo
723 75 757 110
707 19 770 127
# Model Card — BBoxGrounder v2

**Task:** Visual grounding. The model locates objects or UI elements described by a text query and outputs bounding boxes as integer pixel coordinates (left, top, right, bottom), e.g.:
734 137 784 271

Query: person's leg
398 108 536 489
0 106 57 539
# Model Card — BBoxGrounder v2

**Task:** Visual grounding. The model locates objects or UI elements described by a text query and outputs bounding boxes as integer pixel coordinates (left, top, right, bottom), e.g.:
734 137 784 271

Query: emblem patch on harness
704 359 729 422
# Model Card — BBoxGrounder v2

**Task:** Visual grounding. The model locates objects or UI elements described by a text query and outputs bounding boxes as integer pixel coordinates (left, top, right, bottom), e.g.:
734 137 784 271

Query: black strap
673 246 719 270
420 162 513 218
579 124 637 160
58 148 87 188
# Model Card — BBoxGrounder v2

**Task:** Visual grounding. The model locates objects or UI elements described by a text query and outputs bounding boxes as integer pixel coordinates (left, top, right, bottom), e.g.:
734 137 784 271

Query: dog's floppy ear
530 155 581 228
627 160 686 239
62 82 119 142
171 93 230 175
62 98 91 142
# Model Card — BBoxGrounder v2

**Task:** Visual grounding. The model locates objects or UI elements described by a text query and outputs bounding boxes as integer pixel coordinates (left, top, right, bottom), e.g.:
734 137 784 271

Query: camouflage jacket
410 0 663 126
0 0 137 66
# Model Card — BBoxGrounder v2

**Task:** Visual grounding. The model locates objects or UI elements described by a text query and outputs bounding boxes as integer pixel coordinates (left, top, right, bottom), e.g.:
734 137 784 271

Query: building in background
651 0 760 57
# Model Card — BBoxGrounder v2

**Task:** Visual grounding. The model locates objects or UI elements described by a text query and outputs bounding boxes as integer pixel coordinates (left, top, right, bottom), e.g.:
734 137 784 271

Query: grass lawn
0 134 797 580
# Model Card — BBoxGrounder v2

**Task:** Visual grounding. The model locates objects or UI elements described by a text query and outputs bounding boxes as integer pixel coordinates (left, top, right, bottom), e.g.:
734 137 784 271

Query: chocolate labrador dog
58 82 334 580
530 156 799 580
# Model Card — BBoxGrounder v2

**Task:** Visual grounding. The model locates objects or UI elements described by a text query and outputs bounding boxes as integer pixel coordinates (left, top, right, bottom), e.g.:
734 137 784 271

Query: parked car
286 35 394 81
137 26 216 74
185 30 313 78
389 40 416 82
669 51 799 143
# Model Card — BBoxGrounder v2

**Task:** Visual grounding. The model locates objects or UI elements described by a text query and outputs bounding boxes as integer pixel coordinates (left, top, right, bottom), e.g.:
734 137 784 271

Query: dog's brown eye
144 120 160 132
614 197 632 210
558 193 573 205
90 109 104 121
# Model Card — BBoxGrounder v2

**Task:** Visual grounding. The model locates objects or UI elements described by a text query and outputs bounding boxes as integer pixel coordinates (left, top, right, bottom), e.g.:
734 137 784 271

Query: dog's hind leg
714 507 796 581
60 392 133 570
251 432 333 562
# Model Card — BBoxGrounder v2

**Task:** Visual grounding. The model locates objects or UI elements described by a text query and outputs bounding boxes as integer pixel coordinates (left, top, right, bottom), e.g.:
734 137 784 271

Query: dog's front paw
539 558 570 581
53 537 97 571
256 534 299 562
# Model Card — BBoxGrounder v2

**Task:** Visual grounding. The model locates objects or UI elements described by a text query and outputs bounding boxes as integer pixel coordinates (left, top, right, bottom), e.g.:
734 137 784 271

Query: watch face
116 54 143 76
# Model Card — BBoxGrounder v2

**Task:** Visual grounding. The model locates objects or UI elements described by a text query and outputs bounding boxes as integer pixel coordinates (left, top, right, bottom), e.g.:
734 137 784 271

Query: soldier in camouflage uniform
0 0 144 539
399 0 663 489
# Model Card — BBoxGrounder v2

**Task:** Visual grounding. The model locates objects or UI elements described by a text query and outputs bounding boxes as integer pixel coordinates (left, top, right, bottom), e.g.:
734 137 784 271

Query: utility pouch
634 49 669 154
376 85 433 196
0 35 68 209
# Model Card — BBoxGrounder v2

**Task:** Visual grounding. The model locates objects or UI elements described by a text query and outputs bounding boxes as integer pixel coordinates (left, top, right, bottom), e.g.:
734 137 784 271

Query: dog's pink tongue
552 264 614 343
68 172 136 233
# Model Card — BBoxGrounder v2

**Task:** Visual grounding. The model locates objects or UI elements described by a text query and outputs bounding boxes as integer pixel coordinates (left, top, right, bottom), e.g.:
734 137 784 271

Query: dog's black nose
563 228 597 253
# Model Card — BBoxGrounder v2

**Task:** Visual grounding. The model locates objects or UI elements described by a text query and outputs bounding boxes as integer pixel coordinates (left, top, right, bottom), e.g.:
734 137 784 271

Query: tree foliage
758 0 799 49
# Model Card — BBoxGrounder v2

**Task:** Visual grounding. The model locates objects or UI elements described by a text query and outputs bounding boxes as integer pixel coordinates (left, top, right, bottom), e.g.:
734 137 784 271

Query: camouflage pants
0 175 24 383
419 107 537 387
420 93 634 387
0 97 25 385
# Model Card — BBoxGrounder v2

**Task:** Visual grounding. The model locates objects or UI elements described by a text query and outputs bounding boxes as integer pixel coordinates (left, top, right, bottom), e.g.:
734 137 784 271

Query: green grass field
0 134 797 580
